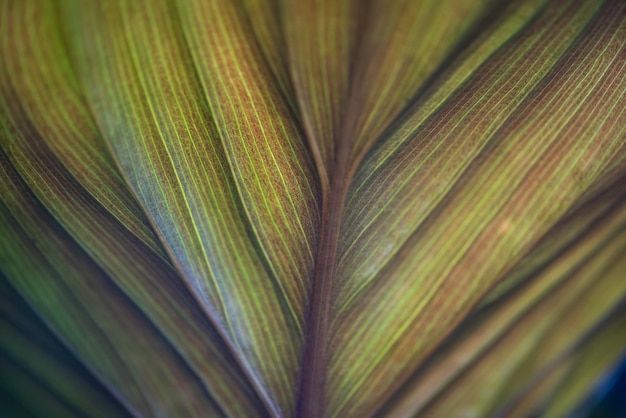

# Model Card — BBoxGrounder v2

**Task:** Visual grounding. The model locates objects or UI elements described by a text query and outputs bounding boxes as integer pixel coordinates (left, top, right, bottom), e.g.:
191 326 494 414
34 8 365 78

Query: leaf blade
61 0 319 414
0 152 222 416
330 1 626 414
379 186 626 416
1 1 266 414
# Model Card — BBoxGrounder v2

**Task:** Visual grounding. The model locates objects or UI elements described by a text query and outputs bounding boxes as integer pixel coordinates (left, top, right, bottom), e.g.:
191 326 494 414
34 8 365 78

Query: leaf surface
329 0 626 414
1 0 625 416
342 0 495 162
0 151 221 416
283 0 360 181
540 313 626 418
0 278 132 418
1 2 264 414
378 182 626 416
419 229 626 417
61 0 319 414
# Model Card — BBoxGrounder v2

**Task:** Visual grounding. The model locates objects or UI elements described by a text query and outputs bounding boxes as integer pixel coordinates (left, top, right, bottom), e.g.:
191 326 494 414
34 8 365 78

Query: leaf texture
420 230 626 417
241 0 294 104
1 0 625 417
329 0 626 414
378 180 626 416
0 278 132 418
60 0 318 414
0 151 222 416
342 0 496 162
1 2 265 414
284 0 360 181
540 313 626 418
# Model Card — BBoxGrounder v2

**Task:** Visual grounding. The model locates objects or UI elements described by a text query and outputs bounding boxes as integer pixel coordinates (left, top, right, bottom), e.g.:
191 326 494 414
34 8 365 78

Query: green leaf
542 312 626 417
1 2 265 414
1 0 625 416
341 0 496 162
58 0 319 414
328 0 626 414
283 0 359 180
0 278 132 418
377 181 626 416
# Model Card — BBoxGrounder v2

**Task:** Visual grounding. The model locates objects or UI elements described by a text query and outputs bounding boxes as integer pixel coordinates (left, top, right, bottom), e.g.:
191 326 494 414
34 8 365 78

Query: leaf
241 0 295 104
60 0 319 414
328 0 626 414
341 0 496 162
419 224 626 417
377 180 626 416
0 278 132 418
1 2 265 415
283 0 360 181
540 313 626 418
0 147 232 415
1 0 625 417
